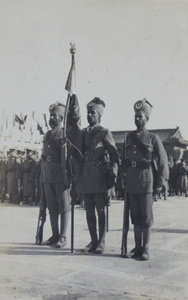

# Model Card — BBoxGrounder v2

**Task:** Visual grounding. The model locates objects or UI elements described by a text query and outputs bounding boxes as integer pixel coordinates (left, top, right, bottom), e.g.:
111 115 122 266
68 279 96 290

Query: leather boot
141 226 151 260
126 225 142 258
95 214 106 254
123 225 142 258
98 217 106 244
55 212 70 248
42 214 59 246
86 214 98 250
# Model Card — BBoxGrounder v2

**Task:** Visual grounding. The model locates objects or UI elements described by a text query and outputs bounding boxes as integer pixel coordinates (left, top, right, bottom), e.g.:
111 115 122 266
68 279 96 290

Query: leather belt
127 160 151 169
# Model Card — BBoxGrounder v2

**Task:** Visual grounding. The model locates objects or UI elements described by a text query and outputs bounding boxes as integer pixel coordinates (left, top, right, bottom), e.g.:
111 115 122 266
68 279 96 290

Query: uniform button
134 151 136 154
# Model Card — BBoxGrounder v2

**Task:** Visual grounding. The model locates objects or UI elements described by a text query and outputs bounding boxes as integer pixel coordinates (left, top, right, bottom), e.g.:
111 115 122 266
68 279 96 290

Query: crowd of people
0 148 41 205
0 151 187 208
0 142 188 207
1 143 188 208
168 157 188 197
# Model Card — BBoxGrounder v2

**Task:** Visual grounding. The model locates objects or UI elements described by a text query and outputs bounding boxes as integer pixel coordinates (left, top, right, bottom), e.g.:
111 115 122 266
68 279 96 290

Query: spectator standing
0 150 7 203
22 149 36 205
176 159 188 197
6 148 20 204
16 149 24 204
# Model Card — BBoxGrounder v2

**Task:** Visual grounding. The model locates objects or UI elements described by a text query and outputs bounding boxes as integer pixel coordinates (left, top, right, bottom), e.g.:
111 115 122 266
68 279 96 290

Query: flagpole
63 43 76 138
63 43 77 253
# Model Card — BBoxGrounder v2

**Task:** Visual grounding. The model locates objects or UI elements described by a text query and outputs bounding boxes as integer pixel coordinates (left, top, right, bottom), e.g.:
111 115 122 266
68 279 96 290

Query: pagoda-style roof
151 127 183 142
112 127 188 147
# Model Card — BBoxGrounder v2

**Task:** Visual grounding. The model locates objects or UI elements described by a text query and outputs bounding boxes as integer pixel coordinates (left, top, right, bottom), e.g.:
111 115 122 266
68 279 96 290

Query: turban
134 98 153 118
49 101 65 117
87 100 105 117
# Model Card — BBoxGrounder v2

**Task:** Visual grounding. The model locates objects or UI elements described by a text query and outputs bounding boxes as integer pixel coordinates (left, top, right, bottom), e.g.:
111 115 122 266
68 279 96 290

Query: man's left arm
153 134 169 193
103 130 119 178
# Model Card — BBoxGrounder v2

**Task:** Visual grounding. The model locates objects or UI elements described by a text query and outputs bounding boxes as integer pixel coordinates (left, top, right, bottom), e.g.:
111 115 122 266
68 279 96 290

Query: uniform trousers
128 193 154 227
43 183 71 216
83 193 106 243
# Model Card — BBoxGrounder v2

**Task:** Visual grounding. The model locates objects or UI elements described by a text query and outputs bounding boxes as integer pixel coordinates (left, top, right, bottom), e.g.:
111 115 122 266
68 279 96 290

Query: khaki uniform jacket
122 129 169 194
7 158 20 194
80 125 119 194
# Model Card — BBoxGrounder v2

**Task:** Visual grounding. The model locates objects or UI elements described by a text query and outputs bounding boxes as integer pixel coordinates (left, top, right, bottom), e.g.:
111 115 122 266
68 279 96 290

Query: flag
15 114 24 131
20 113 27 128
15 113 27 133
43 113 49 131
66 94 81 150
37 122 44 135
15 114 24 125
65 46 76 96
61 43 82 178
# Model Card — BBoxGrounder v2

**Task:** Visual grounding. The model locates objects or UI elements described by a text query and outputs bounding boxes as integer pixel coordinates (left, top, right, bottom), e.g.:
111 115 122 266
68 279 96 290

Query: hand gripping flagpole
63 43 77 253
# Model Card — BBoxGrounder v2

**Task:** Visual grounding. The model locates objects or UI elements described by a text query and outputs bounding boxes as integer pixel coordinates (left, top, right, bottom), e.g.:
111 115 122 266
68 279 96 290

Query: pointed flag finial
70 42 76 54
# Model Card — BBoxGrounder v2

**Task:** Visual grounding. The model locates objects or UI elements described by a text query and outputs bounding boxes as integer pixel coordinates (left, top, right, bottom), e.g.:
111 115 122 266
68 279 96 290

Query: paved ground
0 195 187 300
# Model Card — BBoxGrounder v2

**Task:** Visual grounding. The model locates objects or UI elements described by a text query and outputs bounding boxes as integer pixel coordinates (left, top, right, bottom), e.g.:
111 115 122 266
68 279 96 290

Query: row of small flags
0 109 49 140
15 111 49 135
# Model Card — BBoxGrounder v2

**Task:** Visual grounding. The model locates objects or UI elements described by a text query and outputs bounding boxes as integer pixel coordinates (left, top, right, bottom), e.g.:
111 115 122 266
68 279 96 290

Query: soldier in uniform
15 149 24 204
22 149 37 205
0 150 7 203
176 159 188 196
80 97 119 254
41 101 71 248
3 150 9 201
122 98 169 260
171 158 179 195
6 148 20 204
168 155 174 196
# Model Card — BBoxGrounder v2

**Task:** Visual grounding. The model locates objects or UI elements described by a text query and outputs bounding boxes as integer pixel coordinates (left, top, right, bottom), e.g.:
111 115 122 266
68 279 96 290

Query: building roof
112 127 188 146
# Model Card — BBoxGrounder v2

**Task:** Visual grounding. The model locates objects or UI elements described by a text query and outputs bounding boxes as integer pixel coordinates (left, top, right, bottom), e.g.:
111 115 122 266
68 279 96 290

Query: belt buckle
132 161 136 167
47 156 51 162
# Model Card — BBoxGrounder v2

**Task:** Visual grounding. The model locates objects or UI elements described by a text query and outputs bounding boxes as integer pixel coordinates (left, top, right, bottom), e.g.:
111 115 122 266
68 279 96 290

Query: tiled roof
112 127 186 144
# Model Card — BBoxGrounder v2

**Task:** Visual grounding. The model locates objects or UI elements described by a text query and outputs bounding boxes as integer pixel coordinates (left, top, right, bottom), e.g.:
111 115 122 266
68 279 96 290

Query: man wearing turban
41 101 71 248
22 149 36 205
79 97 119 254
121 98 169 260
6 148 20 204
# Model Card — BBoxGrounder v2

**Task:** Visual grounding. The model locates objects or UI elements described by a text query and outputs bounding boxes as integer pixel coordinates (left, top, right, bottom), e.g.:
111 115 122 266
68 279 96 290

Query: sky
0 0 188 139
